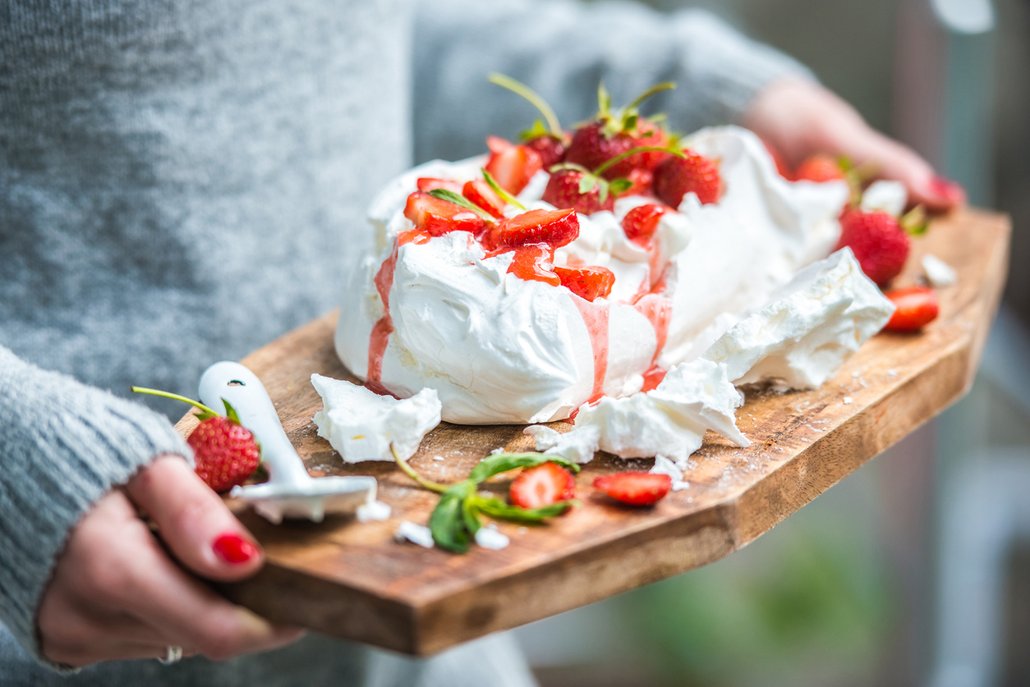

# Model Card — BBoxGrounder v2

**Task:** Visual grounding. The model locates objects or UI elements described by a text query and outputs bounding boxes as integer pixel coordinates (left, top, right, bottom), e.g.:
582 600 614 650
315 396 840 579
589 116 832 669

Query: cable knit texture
0 0 808 683
0 347 191 655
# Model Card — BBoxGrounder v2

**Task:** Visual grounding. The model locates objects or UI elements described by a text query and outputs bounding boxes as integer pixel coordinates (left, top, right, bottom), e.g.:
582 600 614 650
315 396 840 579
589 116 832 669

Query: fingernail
212 533 260 564
930 176 965 202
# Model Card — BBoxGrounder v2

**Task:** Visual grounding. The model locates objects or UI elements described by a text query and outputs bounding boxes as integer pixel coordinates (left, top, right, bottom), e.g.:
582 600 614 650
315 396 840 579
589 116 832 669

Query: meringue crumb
475 524 510 550
490 447 505 455
842 396 853 405
922 254 957 288
432 455 445 462
887 369 898 377
357 499 391 523
394 521 434 548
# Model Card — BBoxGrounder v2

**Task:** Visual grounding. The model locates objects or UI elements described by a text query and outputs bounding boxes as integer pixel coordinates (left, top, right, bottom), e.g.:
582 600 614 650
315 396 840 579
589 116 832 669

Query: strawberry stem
130 386 219 417
482 168 527 210
488 73 562 137
592 145 683 177
427 188 498 222
623 81 676 114
391 444 449 493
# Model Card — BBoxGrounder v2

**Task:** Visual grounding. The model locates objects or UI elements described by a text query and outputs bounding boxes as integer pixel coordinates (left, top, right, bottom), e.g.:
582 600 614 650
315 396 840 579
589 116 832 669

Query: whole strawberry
543 168 613 214
131 387 261 493
653 150 723 207
835 208 910 286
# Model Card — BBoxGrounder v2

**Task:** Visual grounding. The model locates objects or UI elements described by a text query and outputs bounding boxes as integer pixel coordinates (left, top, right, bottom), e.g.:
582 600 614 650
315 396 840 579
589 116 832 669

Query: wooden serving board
177 208 1009 656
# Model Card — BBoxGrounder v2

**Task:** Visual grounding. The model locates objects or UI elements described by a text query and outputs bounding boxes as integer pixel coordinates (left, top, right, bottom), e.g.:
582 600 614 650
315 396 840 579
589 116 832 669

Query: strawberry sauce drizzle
571 295 610 403
365 230 428 396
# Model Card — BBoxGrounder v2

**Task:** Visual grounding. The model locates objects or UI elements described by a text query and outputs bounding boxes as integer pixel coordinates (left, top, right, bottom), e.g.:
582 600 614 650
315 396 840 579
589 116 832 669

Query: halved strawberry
416 177 463 193
462 179 507 219
653 150 723 207
593 471 671 506
621 203 670 245
508 243 560 286
483 208 579 251
883 286 939 332
554 265 616 301
510 462 576 509
485 136 543 195
403 191 487 237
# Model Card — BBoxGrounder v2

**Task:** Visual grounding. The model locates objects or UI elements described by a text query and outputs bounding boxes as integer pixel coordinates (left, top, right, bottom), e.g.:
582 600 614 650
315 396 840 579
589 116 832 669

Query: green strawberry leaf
429 481 477 553
609 178 633 196
468 452 580 484
482 168 527 210
578 175 598 194
473 495 575 522
427 189 497 222
519 119 551 143
222 399 241 425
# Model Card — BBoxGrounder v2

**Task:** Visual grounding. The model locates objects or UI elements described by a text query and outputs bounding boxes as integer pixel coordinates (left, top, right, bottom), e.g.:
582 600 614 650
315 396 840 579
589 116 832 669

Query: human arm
0 346 300 668
413 0 962 210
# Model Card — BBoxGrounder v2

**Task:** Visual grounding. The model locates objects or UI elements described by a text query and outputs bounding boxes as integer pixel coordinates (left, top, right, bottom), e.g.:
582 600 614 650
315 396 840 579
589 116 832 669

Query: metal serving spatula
198 361 376 524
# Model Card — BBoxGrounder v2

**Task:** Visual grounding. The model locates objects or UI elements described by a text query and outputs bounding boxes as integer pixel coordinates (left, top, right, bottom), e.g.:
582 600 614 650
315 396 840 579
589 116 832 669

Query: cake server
198 361 376 524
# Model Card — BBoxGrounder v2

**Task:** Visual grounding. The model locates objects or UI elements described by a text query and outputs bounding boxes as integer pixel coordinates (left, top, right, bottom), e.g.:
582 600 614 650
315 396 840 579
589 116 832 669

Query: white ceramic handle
198 361 309 487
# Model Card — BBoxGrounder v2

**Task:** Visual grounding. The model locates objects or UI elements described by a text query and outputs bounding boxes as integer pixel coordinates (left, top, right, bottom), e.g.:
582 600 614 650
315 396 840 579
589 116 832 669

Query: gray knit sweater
0 0 808 684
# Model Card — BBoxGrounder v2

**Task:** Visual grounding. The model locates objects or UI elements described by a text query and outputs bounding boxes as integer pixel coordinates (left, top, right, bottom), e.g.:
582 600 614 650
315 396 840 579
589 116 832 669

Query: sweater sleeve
412 0 814 162
0 345 191 663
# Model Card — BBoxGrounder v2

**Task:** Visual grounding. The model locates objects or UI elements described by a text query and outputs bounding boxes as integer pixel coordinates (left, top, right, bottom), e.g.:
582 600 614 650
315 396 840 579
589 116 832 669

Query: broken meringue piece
922 253 957 288
523 423 600 464
311 374 441 462
703 248 894 390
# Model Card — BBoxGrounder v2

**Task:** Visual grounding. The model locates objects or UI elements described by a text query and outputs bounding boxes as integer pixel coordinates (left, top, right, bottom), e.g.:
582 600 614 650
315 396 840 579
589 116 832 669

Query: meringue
702 248 895 389
310 374 441 462
922 253 957 288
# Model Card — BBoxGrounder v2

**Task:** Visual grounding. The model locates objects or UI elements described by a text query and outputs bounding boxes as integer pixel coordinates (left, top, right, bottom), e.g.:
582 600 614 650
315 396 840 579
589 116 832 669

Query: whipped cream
703 248 894 389
311 374 441 462
336 126 850 424
570 358 749 466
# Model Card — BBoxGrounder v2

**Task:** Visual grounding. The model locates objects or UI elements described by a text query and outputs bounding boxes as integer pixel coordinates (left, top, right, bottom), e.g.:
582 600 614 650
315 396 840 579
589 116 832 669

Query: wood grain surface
176 208 1010 656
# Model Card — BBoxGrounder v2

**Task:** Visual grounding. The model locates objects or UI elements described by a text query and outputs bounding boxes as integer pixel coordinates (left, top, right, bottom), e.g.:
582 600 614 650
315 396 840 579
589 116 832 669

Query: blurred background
487 1 1028 685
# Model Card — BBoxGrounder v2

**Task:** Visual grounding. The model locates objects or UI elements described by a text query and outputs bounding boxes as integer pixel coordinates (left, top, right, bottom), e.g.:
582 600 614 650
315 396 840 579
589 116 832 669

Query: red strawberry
189 415 262 493
130 388 261 494
526 134 567 168
592 471 671 506
542 168 613 214
883 286 939 332
416 177 463 193
485 136 543 195
794 154 846 182
762 139 793 180
404 191 487 237
463 179 506 219
510 462 576 509
565 121 637 178
554 265 616 301
621 204 670 245
624 167 654 196
653 150 723 207
484 208 579 251
836 208 910 286
508 243 560 286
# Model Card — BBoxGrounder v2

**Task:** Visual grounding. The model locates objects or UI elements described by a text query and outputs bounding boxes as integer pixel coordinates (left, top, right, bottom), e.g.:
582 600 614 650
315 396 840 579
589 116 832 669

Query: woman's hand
744 77 966 211
38 455 304 667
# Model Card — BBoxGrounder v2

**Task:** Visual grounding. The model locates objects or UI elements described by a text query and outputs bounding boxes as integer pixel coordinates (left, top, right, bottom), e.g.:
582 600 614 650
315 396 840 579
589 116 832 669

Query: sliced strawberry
485 136 543 195
403 191 487 237
462 179 506 219
653 150 723 207
883 286 939 332
542 169 613 214
593 471 671 506
483 208 579 251
416 177 463 193
510 462 576 509
508 243 560 286
621 203 670 245
554 265 616 301
794 154 846 183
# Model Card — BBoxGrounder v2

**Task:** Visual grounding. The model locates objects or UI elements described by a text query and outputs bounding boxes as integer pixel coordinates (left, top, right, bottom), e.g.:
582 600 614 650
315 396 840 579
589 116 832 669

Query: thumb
842 129 966 212
126 454 264 581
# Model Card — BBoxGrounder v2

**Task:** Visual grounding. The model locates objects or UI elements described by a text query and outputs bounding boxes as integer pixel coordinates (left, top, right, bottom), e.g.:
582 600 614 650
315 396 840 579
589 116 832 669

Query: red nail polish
212 533 259 564
930 176 965 201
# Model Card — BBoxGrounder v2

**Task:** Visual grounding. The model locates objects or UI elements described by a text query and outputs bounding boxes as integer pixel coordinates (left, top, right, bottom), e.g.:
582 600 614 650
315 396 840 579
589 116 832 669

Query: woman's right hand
38 455 304 668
